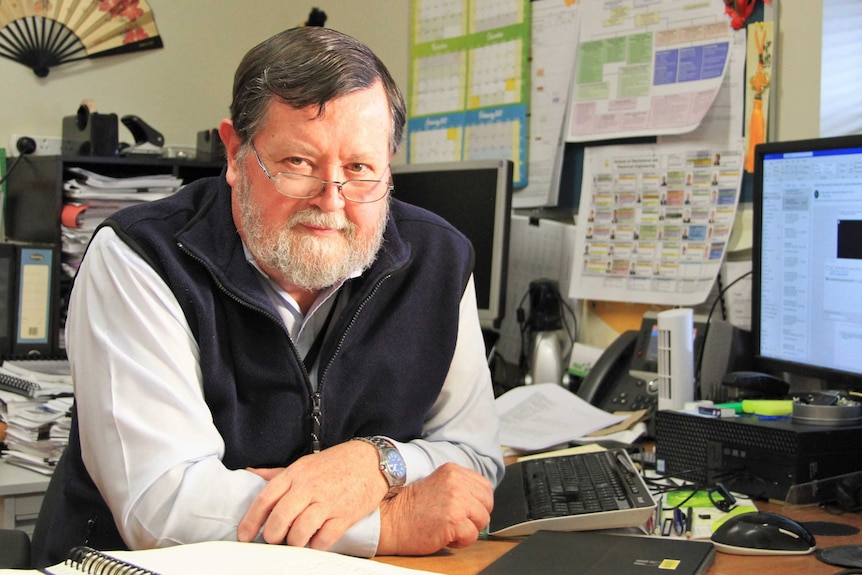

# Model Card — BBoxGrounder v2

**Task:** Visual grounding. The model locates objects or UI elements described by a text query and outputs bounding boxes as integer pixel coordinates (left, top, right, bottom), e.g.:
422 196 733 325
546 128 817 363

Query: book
0 541 445 575
478 530 716 575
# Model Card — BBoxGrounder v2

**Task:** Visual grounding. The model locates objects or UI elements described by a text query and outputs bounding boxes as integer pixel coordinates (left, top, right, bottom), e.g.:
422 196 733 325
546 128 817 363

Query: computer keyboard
488 448 657 537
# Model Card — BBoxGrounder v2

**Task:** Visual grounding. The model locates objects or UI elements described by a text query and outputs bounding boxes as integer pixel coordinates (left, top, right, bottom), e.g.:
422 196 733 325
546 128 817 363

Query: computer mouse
710 511 816 556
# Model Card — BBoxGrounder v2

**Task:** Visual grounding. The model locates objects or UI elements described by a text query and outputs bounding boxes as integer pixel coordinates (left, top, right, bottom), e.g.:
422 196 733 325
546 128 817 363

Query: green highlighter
741 399 793 416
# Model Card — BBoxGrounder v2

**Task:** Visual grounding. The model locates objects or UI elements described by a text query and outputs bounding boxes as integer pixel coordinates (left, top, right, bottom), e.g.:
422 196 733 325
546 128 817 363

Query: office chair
0 528 30 568
0 450 66 569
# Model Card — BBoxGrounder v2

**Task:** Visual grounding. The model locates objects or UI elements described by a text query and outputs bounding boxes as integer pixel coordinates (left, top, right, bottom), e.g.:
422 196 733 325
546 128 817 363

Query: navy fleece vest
34 174 473 566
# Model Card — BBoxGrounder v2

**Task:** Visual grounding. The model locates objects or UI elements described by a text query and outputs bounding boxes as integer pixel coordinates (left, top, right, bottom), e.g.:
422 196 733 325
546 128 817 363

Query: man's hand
376 462 494 556
238 439 387 549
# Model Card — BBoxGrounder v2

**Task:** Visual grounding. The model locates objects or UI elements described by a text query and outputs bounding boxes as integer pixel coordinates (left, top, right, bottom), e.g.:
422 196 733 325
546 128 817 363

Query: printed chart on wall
407 0 530 186
569 143 742 306
565 0 732 142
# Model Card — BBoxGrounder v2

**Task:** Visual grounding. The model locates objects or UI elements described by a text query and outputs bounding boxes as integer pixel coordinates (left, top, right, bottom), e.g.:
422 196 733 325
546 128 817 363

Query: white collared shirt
66 227 503 557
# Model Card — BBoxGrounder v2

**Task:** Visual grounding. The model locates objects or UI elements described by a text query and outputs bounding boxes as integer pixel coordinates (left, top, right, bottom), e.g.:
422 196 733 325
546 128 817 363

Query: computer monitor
752 134 862 391
391 159 513 331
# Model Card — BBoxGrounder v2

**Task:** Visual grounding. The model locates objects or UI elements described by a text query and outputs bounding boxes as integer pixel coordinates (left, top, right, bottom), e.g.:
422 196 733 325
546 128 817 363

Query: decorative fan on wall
0 0 163 77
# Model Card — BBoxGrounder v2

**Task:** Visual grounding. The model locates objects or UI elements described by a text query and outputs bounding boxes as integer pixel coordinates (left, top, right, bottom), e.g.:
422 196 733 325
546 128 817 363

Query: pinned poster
565 0 733 143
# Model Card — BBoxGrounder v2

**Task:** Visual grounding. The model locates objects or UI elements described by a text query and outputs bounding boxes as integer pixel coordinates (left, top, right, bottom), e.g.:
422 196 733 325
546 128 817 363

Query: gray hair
230 27 406 155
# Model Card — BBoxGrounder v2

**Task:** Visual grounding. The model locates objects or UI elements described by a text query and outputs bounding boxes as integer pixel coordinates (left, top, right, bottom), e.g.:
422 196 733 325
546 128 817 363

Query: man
35 27 503 566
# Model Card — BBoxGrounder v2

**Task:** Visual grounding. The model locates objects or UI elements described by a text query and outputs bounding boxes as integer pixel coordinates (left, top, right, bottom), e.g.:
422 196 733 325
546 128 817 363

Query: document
565 0 733 142
2 541 444 575
495 383 625 452
569 141 743 306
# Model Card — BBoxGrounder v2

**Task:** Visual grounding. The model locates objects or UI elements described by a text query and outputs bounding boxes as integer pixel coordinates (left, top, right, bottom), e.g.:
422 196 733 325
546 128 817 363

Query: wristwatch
354 436 406 499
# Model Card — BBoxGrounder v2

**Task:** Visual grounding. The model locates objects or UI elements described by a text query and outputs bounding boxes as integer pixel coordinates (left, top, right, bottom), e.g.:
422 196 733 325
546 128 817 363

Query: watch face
385 449 407 480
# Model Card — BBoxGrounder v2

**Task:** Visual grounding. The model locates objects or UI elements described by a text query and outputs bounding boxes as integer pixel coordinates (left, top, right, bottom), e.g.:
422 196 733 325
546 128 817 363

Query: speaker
699 320 752 402
657 308 694 410
62 111 118 156
196 128 225 162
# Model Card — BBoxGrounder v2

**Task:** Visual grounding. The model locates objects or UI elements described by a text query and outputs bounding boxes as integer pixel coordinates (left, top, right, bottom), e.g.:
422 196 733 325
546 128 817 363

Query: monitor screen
391 159 513 331
752 135 862 391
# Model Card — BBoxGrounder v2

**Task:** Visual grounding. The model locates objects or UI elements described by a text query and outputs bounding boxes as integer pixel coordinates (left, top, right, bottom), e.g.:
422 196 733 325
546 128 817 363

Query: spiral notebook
24 541 441 575
0 361 72 398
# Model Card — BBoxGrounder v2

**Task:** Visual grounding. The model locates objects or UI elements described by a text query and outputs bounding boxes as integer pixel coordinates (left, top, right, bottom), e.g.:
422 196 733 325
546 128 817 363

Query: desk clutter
484 442 862 574
0 359 72 475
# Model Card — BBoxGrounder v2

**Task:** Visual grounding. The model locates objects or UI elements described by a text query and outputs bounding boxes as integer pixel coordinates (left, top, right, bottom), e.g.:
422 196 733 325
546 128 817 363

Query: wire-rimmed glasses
251 145 392 203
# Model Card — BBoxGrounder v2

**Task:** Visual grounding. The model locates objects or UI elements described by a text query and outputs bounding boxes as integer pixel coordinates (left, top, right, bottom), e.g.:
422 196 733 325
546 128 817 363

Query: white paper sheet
495 383 625 451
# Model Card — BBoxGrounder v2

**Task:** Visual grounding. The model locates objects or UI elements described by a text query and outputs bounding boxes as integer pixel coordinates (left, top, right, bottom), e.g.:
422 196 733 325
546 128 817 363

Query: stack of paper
64 167 182 200
61 167 184 276
0 359 73 474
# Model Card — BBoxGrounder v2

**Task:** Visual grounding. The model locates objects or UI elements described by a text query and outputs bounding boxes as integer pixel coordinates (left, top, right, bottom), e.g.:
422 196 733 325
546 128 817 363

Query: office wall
0 2 820 157
0 1 409 156
773 2 821 141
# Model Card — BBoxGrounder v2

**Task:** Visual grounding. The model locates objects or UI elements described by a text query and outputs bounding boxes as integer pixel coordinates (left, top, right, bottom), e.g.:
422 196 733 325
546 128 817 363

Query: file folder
10 244 59 357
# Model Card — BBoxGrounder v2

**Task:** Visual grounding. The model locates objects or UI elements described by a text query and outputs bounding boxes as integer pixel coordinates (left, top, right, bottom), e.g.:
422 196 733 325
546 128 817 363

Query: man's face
223 82 393 292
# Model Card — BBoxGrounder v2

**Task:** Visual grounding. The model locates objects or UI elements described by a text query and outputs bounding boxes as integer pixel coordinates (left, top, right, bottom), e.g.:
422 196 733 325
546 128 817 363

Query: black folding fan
0 0 163 77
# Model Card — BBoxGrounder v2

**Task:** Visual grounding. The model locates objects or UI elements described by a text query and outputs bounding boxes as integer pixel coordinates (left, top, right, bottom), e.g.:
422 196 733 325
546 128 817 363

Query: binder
10 244 59 357
0 243 18 357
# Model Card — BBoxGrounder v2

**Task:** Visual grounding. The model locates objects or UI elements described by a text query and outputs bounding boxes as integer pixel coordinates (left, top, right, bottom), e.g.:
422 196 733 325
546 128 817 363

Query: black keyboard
489 448 656 537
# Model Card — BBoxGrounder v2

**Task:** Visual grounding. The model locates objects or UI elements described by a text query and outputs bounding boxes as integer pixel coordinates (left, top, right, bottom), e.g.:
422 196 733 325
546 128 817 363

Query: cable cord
0 137 37 187
694 270 753 394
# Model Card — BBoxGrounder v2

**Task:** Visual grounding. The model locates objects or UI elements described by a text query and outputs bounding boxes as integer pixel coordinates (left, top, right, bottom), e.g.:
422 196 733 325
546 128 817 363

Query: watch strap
353 436 406 498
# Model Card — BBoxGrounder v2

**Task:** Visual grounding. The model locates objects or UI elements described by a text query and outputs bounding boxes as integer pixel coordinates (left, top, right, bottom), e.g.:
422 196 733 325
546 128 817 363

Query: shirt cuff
327 507 381 558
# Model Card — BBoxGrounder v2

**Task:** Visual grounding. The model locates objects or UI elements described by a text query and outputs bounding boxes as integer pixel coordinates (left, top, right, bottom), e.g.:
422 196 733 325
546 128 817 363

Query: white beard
236 166 389 290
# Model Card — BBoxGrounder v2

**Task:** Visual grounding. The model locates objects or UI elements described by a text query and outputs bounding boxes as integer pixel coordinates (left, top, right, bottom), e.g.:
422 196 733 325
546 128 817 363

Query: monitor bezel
752 134 862 390
390 159 513 331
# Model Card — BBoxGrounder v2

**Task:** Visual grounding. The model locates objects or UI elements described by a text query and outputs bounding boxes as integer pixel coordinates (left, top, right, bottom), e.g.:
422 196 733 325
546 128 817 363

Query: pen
685 507 693 539
653 496 663 535
672 507 685 537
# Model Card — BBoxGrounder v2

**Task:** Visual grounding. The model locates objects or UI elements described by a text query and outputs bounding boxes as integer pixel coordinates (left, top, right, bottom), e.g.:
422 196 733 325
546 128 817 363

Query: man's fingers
238 473 293 542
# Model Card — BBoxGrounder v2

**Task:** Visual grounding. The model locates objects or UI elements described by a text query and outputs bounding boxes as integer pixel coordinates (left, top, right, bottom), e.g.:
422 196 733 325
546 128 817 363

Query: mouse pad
817 545 862 568
803 521 860 537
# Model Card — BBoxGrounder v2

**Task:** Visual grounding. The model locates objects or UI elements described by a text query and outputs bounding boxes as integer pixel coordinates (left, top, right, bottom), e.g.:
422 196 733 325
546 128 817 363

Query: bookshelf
2 155 224 356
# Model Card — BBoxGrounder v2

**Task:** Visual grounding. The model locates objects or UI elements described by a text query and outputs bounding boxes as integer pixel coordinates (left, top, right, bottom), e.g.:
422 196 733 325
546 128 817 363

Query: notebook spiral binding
64 546 161 575
0 371 41 397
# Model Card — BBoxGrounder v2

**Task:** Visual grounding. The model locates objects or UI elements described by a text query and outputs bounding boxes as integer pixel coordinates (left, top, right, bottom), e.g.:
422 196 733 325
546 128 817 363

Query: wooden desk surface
376 501 862 575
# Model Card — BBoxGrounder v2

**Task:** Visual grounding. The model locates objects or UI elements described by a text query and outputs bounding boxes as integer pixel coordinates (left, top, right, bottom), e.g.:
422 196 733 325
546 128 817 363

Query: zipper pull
311 391 322 453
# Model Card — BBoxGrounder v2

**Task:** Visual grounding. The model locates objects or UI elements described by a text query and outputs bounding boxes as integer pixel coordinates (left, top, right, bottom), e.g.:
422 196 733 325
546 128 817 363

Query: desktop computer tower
654 410 862 501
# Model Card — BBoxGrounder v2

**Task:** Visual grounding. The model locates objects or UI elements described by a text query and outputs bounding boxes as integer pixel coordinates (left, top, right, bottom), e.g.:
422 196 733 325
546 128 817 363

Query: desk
0 459 50 535
376 501 862 575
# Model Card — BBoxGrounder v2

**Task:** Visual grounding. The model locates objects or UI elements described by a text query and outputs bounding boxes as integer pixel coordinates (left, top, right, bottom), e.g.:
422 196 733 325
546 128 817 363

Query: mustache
287 208 351 231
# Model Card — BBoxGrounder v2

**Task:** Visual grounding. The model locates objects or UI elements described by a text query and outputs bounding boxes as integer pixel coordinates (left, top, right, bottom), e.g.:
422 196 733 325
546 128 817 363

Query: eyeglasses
251 145 393 204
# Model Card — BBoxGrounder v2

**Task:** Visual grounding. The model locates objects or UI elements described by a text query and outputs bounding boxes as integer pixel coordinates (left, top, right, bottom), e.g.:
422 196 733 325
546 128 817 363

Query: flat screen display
391 160 513 331
753 135 862 390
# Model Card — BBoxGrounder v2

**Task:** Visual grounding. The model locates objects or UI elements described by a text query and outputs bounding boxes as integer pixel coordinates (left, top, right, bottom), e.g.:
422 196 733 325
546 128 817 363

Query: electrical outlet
8 134 63 156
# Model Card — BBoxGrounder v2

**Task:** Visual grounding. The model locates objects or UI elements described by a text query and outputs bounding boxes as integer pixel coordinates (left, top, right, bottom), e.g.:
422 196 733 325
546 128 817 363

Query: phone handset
575 330 639 405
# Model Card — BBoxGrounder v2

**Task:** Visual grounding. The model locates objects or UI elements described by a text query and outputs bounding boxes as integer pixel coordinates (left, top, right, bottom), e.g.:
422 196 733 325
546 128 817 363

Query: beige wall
0 1 821 158
0 1 410 156
773 1 822 141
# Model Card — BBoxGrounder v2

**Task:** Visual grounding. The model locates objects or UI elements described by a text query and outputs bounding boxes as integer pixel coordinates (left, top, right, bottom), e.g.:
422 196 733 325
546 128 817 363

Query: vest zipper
311 273 393 452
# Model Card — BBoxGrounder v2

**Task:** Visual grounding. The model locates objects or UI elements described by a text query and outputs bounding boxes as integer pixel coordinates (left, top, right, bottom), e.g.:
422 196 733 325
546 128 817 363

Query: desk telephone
575 311 707 431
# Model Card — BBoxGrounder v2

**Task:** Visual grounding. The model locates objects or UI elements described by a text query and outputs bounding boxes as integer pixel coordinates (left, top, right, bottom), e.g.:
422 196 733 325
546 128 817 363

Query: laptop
479 530 716 575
